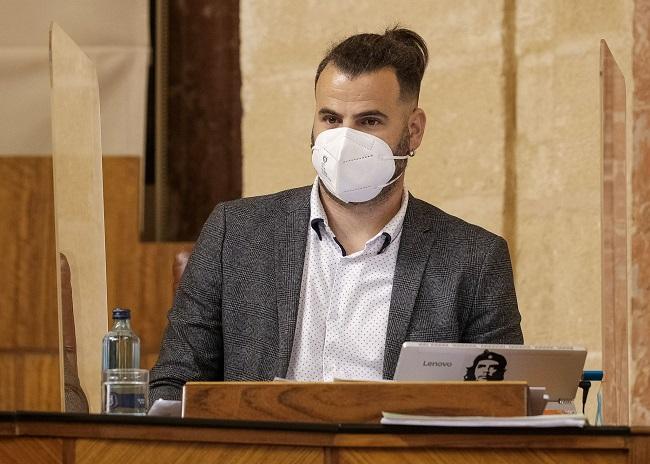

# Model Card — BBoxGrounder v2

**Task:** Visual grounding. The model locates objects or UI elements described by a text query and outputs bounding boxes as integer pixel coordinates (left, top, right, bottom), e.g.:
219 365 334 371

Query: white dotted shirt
285 178 409 381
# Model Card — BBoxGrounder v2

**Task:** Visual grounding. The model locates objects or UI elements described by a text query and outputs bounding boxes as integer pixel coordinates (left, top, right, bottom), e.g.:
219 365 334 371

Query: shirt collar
309 177 409 256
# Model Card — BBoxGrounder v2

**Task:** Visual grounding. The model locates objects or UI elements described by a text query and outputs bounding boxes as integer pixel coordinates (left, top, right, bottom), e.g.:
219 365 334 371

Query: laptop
393 342 587 402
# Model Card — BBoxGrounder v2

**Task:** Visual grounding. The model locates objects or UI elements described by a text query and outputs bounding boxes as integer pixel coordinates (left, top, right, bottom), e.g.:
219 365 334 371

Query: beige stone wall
240 0 633 371
240 0 507 233
515 0 632 370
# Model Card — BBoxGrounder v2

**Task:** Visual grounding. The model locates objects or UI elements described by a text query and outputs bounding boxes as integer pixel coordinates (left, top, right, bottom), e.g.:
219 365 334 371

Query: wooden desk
0 412 648 464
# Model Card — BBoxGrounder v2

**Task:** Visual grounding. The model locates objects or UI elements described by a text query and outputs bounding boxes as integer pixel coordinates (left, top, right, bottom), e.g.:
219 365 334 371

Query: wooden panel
337 448 627 464
600 40 629 426
501 0 517 265
5 413 643 464
159 0 242 241
0 438 62 464
11 414 635 450
183 381 528 423
0 419 13 437
75 440 323 464
631 434 650 464
105 242 193 356
7 414 627 452
18 419 335 447
0 426 645 464
631 0 650 427
102 158 193 359
50 22 109 413
331 432 628 450
0 354 16 411
0 156 193 411
21 354 60 412
0 158 58 351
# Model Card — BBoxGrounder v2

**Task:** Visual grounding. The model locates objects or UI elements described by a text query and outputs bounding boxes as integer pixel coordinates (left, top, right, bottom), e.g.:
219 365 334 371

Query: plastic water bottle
102 308 140 370
101 308 147 414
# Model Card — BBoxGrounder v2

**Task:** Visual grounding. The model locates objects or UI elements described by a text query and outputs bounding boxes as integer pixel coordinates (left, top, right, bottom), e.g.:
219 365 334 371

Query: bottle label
108 391 146 412
103 380 148 415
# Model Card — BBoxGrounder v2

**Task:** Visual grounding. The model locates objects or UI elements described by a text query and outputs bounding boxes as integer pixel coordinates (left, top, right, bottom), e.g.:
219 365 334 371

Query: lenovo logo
422 360 452 368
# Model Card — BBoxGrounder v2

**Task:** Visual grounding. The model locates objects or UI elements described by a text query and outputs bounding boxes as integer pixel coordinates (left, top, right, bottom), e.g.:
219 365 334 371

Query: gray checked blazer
150 186 523 401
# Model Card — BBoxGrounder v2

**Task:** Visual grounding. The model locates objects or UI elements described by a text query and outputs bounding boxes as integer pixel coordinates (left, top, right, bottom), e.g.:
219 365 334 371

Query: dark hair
314 26 428 102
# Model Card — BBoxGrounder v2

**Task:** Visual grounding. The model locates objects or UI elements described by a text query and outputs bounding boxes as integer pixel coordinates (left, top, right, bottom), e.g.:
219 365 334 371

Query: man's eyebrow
318 107 342 117
317 108 389 119
355 110 389 119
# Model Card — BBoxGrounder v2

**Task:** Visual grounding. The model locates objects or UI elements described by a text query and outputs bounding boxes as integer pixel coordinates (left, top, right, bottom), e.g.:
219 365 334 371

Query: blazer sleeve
462 236 524 344
149 204 227 401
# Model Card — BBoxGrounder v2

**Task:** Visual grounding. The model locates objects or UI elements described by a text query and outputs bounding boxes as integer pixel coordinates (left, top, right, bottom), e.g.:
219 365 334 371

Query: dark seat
172 250 191 295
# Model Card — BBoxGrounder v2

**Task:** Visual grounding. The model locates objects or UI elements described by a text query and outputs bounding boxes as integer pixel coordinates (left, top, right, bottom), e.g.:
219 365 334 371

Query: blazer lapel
274 190 310 377
383 195 435 379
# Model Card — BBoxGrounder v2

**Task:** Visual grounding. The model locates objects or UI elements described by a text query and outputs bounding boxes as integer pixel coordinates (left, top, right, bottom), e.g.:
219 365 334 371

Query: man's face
312 64 416 156
475 359 501 380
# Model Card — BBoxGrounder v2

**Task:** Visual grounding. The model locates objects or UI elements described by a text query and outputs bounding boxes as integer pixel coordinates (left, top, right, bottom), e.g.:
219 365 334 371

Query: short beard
311 127 410 208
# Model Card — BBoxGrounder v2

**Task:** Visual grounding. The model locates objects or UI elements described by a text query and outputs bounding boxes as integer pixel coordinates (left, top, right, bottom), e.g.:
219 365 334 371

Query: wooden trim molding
600 40 629 426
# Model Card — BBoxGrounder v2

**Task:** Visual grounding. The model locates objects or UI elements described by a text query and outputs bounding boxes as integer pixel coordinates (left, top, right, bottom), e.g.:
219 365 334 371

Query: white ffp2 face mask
311 127 407 203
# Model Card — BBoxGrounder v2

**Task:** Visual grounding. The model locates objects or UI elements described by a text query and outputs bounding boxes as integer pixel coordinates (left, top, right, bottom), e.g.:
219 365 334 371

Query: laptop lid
393 342 587 402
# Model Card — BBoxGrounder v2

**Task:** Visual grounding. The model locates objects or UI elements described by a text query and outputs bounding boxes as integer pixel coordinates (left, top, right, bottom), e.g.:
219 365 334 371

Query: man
464 350 508 381
150 27 523 401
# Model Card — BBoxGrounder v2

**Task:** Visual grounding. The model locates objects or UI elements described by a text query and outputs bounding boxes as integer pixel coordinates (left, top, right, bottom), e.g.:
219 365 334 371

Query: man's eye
323 116 339 124
362 118 380 127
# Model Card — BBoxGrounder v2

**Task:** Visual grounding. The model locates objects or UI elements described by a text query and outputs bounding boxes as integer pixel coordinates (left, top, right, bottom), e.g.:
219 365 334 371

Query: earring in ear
408 149 416 157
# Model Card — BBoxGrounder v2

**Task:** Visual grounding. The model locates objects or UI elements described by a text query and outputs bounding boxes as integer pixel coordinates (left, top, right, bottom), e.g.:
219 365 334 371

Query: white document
381 412 587 428
148 399 182 417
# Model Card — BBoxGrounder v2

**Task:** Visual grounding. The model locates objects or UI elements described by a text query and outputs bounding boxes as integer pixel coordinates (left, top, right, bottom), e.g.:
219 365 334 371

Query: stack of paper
381 412 587 428
148 399 182 417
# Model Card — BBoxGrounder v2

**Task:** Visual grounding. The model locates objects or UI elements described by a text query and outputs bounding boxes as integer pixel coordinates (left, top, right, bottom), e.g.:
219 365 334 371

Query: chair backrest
59 253 89 413
172 251 191 295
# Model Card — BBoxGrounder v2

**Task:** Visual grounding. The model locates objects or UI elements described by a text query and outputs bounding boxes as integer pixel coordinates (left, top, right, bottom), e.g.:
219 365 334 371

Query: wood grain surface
183 381 528 423
0 354 17 411
9 414 642 449
631 434 650 464
75 440 323 464
1 414 646 464
0 437 63 464
0 156 192 412
336 448 627 464
0 159 58 352
331 431 629 449
20 354 60 412
630 0 650 427
600 39 630 427
162 0 242 241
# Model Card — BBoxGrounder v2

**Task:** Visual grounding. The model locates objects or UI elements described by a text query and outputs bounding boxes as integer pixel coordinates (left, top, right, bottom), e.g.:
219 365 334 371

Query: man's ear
408 108 426 151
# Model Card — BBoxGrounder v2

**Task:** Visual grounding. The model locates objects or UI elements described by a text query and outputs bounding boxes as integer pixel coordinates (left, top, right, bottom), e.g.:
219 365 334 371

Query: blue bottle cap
582 370 604 381
112 308 131 320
